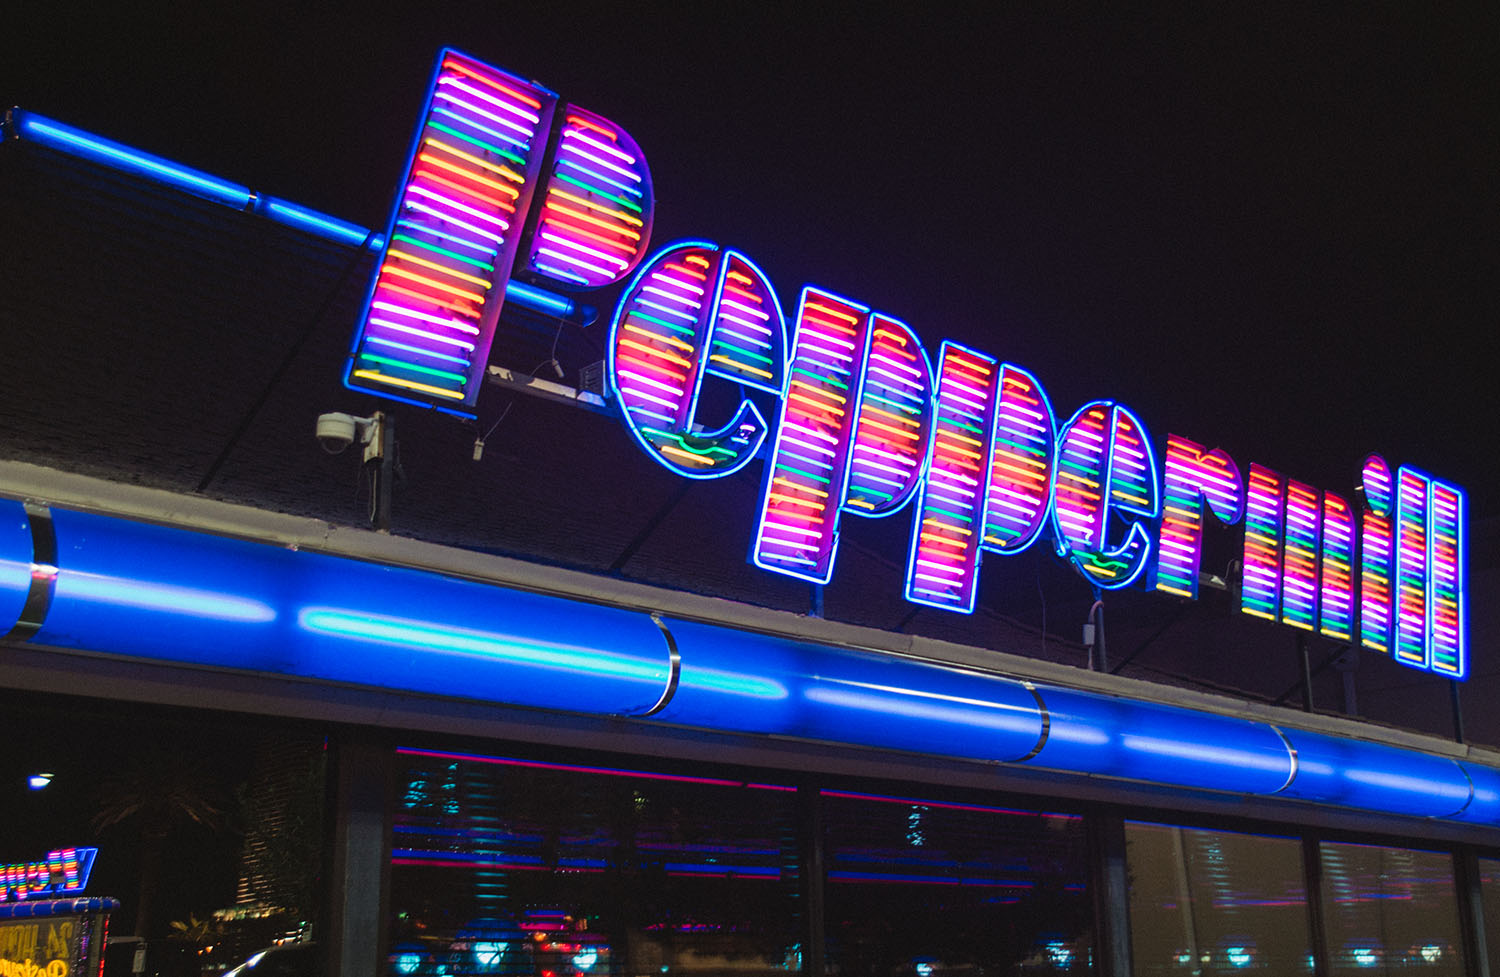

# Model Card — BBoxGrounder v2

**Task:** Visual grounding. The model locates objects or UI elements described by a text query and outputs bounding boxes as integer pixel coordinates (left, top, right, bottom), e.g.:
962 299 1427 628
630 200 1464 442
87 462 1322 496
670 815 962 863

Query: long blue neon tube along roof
1 497 1495 826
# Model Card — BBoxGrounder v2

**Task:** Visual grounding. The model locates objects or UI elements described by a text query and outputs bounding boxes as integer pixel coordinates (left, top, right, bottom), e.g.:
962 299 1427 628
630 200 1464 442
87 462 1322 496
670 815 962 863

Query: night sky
7 5 1494 520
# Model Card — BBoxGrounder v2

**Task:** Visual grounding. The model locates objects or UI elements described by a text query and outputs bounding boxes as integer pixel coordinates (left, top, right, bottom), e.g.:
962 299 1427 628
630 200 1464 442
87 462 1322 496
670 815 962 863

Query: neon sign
348 49 1468 680
0 849 96 903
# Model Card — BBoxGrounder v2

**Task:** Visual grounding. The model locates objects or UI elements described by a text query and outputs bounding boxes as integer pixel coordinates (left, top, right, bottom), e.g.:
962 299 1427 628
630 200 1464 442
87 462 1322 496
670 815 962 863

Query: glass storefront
822 791 1091 976
389 750 804 977
386 752 1093 977
1126 821 1312 974
1318 841 1462 975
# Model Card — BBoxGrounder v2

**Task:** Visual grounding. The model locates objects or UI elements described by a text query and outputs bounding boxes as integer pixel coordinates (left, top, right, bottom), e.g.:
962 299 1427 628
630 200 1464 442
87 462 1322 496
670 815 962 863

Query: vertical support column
1297 633 1316 712
1088 813 1133 977
1302 837 1330 977
327 734 392 977
1455 848 1491 977
798 785 826 977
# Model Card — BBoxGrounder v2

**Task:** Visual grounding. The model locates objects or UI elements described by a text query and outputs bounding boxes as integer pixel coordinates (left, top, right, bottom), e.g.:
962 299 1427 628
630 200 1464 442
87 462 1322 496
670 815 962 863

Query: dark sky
6 4 1496 519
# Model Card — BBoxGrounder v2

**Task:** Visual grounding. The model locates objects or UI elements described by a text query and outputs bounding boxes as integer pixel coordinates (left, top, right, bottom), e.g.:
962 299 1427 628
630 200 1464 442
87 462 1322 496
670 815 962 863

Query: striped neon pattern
753 289 871 583
1359 455 1394 653
347 51 555 414
1240 463 1285 622
524 108 653 288
905 343 998 611
609 243 785 477
1151 435 1243 600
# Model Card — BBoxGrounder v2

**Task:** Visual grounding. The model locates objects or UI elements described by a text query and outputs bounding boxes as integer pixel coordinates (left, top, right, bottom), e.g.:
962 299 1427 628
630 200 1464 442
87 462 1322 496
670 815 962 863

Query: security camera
316 412 360 453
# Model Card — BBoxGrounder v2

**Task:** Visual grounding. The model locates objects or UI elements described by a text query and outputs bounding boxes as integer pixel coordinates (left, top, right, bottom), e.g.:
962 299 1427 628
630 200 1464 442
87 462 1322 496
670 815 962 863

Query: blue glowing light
256 197 372 247
14 113 252 208
26 773 53 791
62 571 277 622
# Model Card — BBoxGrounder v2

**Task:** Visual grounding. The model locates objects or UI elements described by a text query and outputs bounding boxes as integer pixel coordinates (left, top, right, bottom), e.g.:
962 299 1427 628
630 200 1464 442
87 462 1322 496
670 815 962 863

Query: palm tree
92 747 231 938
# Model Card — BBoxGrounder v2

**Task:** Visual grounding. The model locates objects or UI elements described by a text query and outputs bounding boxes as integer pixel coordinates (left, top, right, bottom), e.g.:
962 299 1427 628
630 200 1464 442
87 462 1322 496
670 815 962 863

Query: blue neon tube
0 499 35 631
35 509 674 716
12 112 253 210
655 618 1047 764
7 500 1499 828
1026 685 1296 795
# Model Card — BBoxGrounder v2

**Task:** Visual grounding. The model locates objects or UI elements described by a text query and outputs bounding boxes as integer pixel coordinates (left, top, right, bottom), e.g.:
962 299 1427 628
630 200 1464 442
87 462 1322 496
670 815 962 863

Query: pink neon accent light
1150 435 1243 600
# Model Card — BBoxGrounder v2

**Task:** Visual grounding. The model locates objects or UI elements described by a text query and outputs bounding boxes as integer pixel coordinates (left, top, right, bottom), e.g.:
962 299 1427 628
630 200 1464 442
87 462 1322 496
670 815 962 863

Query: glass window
1479 857 1500 972
1126 821 1311 974
388 749 803 977
1319 841 1462 975
821 790 1091 976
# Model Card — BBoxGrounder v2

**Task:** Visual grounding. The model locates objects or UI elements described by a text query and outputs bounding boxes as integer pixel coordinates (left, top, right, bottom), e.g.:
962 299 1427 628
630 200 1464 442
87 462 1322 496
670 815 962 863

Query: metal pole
1297 633 1315 712
1452 679 1467 745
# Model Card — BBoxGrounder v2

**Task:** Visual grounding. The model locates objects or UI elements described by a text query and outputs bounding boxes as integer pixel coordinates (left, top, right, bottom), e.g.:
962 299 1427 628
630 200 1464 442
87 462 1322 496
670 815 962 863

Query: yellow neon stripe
788 391 842 415
424 137 525 183
804 301 860 325
389 249 493 289
548 187 645 227
661 446 713 467
858 416 920 442
922 518 973 536
416 153 521 199
625 322 694 353
709 355 774 380
381 265 486 303
353 369 465 399
772 476 829 499
619 338 692 369
769 493 825 511
377 280 479 316
545 199 643 240
790 378 847 404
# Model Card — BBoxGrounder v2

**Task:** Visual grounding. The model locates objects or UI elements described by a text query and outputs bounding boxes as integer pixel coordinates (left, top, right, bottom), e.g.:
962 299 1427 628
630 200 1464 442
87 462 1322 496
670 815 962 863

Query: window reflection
822 790 1091 975
1478 857 1500 972
1126 821 1311 975
387 750 802 977
1319 841 1461 976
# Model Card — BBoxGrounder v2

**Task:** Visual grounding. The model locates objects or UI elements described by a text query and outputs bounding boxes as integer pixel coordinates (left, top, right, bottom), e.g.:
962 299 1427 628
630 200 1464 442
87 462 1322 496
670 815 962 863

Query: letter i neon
1394 467 1431 668
1428 479 1466 678
1358 454 1394 653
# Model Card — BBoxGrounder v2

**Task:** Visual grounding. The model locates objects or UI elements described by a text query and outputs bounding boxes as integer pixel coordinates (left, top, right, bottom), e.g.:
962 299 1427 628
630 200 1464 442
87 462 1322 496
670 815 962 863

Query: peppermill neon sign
346 48 1468 680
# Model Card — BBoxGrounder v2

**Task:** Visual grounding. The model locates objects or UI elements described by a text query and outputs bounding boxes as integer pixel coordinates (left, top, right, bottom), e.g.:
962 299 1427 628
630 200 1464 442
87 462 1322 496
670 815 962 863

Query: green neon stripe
776 464 832 485
630 311 695 336
392 234 495 272
792 367 847 390
711 340 773 365
925 505 973 523
363 354 467 384
427 121 526 166
551 170 642 212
